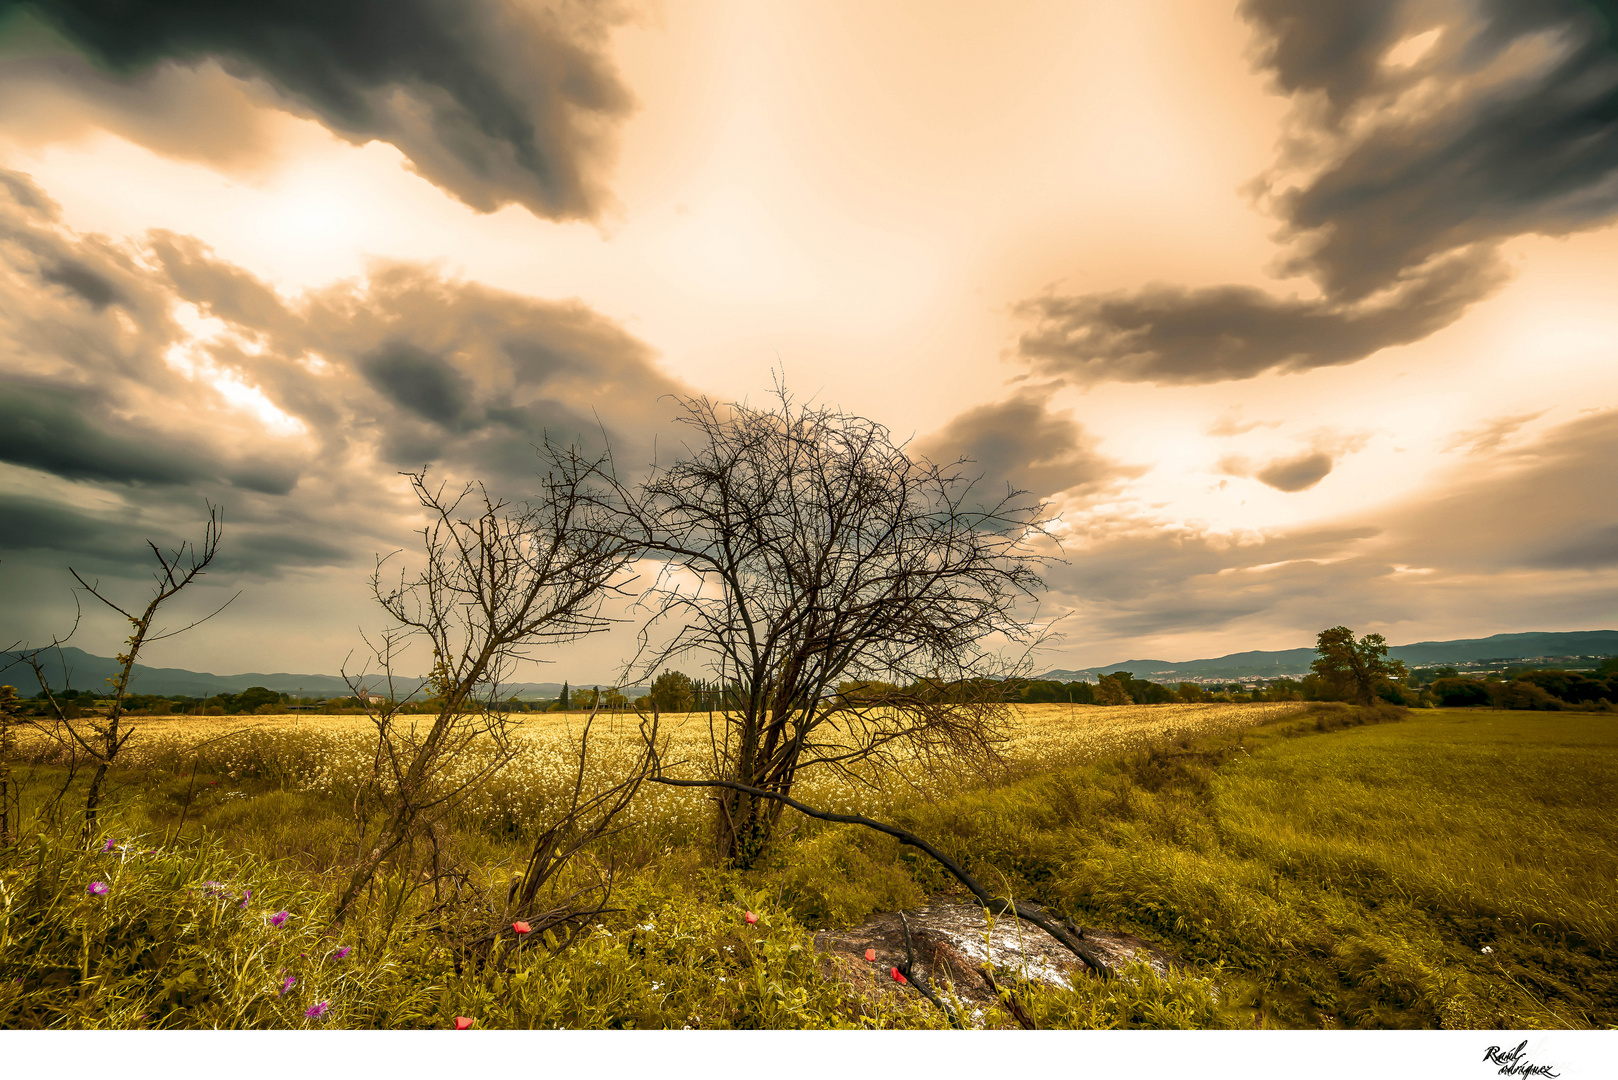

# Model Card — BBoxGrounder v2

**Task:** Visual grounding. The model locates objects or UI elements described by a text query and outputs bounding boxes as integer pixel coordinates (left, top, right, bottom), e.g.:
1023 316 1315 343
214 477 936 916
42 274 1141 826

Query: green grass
884 706 1617 1028
3 705 1613 1028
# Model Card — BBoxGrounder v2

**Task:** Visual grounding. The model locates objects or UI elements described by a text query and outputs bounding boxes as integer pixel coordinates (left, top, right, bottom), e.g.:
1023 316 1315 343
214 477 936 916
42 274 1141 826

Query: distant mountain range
1036 630 1618 683
5 630 1613 698
0 646 643 700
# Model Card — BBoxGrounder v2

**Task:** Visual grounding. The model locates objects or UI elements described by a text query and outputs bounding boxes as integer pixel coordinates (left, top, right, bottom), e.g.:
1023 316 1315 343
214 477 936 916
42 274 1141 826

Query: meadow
1 701 1612 1029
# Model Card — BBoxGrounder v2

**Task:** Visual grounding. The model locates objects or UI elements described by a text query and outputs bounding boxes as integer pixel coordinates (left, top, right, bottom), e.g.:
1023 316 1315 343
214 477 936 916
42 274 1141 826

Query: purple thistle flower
239 888 252 908
87 881 109 896
305 1001 330 1020
101 838 116 853
332 946 352 960
270 910 290 928
279 975 296 996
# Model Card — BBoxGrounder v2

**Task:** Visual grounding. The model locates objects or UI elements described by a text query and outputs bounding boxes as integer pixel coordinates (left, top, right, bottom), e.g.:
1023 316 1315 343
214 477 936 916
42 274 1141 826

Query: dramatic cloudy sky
2 0 1616 682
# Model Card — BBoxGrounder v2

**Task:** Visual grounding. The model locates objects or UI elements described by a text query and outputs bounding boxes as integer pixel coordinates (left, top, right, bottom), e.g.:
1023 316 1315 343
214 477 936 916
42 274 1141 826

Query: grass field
2 702 1612 1028
895 706 1618 1028
8 701 1302 839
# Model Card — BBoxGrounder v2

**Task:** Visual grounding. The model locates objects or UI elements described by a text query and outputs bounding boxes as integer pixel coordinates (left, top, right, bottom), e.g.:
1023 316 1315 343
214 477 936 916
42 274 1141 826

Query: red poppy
890 967 907 984
744 911 758 925
512 921 531 935
864 948 876 963
454 1016 475 1030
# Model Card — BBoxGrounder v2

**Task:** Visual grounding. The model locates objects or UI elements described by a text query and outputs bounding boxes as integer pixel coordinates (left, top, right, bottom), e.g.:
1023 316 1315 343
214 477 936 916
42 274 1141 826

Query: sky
1 0 1616 684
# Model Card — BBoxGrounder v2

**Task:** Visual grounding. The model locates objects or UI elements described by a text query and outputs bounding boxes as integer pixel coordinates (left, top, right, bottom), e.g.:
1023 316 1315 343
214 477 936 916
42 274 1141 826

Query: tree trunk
83 761 110 837
333 803 414 923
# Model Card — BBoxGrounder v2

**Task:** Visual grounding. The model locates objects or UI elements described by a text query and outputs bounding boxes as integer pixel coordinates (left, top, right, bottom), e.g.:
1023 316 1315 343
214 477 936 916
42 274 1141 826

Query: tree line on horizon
12 648 1616 719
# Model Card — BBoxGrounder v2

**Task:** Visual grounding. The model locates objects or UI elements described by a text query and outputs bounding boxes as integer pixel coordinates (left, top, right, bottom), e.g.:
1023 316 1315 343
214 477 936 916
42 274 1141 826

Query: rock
813 902 1179 1008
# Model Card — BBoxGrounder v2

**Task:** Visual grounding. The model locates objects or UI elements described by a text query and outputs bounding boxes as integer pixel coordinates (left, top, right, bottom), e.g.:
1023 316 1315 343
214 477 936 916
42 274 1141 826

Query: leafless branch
332 451 637 924
9 505 225 834
582 384 1055 863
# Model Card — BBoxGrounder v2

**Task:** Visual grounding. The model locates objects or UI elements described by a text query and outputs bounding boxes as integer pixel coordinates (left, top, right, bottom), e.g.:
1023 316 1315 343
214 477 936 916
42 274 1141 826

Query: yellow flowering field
18 702 1304 836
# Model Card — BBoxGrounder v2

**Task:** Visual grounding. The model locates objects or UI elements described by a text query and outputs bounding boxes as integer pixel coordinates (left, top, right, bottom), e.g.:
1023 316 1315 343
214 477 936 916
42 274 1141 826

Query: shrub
1431 678 1492 708
1513 670 1614 705
1491 680 1562 711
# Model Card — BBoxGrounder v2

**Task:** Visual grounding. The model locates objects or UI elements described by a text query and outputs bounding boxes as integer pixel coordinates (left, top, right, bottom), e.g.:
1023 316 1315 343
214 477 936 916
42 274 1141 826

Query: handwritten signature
1483 1040 1560 1078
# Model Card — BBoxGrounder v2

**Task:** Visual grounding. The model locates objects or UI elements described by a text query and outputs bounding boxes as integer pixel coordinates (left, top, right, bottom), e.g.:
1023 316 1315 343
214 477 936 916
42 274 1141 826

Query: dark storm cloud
1238 0 1405 125
1218 446 1338 492
291 261 686 482
362 343 476 431
912 392 1142 500
0 168 308 501
0 382 209 485
1017 0 1618 384
2 165 691 603
1254 451 1334 492
38 258 120 309
216 529 351 575
1017 247 1504 385
1 0 636 220
1253 0 1618 299
0 493 135 561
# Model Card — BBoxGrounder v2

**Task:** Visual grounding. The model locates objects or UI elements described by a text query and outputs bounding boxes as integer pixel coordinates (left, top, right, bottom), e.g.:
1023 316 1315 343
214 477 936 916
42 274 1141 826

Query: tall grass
4 703 1611 1028
887 706 1616 1028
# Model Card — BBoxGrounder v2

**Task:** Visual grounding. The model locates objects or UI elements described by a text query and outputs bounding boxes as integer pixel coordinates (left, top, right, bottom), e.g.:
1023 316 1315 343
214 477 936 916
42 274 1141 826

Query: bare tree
333 454 638 924
597 387 1052 865
11 507 228 835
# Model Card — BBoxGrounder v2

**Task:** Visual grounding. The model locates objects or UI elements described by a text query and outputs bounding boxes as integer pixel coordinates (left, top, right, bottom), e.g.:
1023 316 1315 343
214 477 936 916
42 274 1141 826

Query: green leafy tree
237 686 281 713
1514 670 1612 704
1492 680 1562 711
650 669 695 713
1310 627 1408 705
1431 677 1491 707
559 680 570 710
1095 674 1132 706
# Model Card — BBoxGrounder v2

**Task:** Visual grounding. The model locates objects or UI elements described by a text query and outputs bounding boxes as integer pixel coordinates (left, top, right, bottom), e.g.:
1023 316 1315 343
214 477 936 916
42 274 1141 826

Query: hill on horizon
1036 629 1618 683
6 631 1614 699
0 646 644 701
